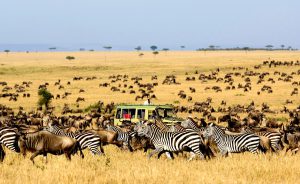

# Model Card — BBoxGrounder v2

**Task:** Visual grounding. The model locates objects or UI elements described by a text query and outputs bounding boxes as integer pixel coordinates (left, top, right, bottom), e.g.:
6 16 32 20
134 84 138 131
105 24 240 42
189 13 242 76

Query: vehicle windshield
156 108 177 119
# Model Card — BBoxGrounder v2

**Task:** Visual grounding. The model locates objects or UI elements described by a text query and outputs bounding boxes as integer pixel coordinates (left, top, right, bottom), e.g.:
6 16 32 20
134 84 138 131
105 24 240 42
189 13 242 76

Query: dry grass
1 146 300 184
0 51 300 113
1 51 300 183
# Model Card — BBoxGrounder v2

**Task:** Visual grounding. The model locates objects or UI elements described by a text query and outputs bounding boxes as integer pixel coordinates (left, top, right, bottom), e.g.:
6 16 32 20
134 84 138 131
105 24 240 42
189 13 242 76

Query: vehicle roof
116 104 174 109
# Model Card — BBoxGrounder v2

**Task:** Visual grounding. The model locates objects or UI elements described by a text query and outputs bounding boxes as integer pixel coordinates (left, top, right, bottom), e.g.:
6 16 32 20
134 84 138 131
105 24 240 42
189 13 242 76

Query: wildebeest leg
65 152 72 161
43 152 48 164
99 142 105 155
127 141 133 152
30 151 42 164
0 145 5 162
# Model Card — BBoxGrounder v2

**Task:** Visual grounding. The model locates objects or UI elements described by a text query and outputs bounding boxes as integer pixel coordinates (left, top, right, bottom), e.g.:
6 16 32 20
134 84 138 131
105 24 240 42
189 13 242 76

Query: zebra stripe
243 128 282 151
135 122 205 160
204 124 260 155
181 119 205 132
0 127 19 152
46 125 103 155
105 125 134 151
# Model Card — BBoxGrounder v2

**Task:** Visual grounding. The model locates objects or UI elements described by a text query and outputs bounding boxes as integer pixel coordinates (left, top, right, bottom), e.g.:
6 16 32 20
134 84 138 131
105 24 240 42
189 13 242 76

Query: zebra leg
248 146 259 154
188 152 196 162
157 151 174 160
220 150 228 157
148 148 163 159
190 146 205 160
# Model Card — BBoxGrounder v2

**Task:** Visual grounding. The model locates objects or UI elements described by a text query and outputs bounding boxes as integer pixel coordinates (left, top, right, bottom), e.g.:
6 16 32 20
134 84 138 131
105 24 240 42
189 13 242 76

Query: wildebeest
18 131 84 163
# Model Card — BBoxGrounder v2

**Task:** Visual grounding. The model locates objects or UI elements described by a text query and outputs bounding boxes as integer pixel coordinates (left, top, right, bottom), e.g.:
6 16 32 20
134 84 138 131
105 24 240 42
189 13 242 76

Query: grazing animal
18 131 84 163
0 127 20 161
242 127 283 151
45 125 104 155
134 121 205 161
204 124 260 156
105 124 134 152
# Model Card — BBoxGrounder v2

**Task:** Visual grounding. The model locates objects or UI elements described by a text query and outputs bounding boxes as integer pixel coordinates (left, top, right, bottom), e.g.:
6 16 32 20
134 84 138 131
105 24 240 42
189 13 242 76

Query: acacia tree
103 46 112 62
280 45 285 50
152 51 159 57
134 46 142 51
103 46 112 51
150 45 158 51
265 45 273 51
38 88 53 110
208 45 215 50
4 50 10 54
66 56 75 61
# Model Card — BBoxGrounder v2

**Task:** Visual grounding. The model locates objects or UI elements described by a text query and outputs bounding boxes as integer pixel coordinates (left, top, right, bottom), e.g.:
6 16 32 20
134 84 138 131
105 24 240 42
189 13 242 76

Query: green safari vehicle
114 104 183 126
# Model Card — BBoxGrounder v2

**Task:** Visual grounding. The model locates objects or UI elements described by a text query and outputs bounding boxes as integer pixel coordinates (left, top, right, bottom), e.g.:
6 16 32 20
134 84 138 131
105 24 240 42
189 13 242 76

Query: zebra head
180 119 189 128
203 123 215 138
134 121 151 137
44 124 56 133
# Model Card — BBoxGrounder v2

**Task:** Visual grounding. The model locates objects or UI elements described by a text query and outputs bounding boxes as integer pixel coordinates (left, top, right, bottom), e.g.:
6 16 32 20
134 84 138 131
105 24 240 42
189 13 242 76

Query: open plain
1 51 300 184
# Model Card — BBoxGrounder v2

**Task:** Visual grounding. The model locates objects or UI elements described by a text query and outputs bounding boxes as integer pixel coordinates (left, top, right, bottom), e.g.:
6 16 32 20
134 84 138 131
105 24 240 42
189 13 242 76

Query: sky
0 0 299 51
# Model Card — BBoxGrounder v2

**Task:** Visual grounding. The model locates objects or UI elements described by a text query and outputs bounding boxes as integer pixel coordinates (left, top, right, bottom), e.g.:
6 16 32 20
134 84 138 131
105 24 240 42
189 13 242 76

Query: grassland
0 51 300 184
0 51 300 114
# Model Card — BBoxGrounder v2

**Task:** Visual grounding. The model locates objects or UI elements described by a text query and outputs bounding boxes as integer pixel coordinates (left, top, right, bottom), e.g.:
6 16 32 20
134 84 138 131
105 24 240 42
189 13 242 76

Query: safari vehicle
114 104 183 126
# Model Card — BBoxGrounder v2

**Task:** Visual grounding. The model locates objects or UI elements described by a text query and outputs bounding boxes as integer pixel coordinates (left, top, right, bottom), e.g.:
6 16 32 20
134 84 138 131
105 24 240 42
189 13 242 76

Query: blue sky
0 0 299 50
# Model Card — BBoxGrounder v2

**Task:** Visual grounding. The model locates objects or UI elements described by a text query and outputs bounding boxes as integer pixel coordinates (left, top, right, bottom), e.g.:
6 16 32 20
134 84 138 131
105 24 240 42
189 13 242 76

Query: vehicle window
116 108 121 119
129 109 136 119
156 108 176 118
137 109 146 119
122 109 136 119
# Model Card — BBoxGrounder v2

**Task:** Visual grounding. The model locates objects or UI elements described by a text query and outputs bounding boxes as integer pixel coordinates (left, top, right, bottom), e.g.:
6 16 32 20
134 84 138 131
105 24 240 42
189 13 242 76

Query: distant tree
180 46 185 50
38 88 53 110
79 48 85 51
265 45 273 50
208 45 215 50
243 47 250 54
280 45 285 50
152 51 159 57
103 46 112 62
66 56 75 61
162 48 169 55
150 45 158 51
49 47 56 50
4 50 10 54
103 46 112 50
134 46 142 51
287 46 292 50
89 49 95 52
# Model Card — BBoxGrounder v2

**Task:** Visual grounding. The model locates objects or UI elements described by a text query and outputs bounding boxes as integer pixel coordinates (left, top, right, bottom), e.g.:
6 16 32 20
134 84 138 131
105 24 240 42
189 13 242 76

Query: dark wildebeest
18 131 84 164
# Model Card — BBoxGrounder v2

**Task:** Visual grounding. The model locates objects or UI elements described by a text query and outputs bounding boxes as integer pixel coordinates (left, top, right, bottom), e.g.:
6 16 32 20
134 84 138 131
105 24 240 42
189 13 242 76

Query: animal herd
0 59 300 164
0 103 300 163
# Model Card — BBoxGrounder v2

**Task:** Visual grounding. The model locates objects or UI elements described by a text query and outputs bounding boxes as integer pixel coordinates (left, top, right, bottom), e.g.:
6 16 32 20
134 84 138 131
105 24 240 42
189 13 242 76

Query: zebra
134 121 205 161
0 127 20 161
45 125 104 155
242 127 283 151
0 127 20 152
105 124 135 152
203 123 260 156
181 118 205 132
